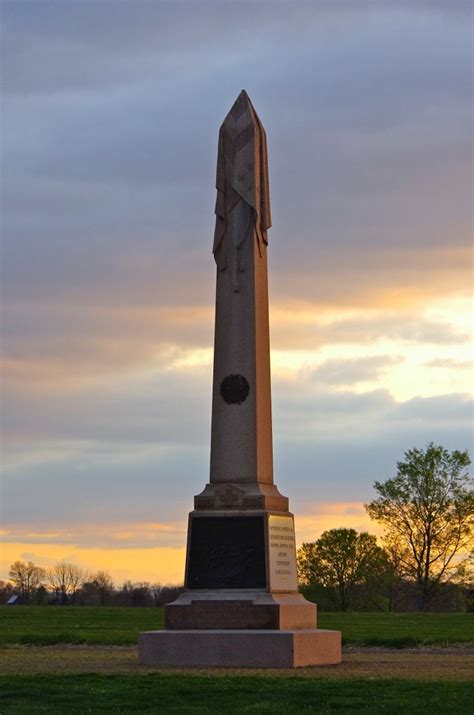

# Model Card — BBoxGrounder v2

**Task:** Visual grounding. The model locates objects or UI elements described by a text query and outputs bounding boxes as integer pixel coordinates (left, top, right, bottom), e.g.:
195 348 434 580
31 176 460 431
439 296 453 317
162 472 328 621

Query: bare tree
8 561 45 602
47 562 88 604
90 570 115 606
116 581 154 606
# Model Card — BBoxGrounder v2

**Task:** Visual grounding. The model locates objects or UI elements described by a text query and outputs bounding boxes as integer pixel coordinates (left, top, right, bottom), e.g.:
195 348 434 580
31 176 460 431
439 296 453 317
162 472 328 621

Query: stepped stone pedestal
139 629 341 668
138 91 341 668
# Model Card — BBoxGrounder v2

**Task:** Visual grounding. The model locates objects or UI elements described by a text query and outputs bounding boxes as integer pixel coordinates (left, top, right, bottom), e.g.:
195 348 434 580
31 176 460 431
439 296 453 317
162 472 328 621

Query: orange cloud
295 502 382 544
3 287 470 401
272 243 471 309
1 521 187 550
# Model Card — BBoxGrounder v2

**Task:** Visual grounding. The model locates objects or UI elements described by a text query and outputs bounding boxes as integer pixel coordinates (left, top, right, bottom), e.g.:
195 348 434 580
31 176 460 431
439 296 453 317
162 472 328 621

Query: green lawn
0 674 472 714
0 607 472 647
318 612 474 647
0 607 164 645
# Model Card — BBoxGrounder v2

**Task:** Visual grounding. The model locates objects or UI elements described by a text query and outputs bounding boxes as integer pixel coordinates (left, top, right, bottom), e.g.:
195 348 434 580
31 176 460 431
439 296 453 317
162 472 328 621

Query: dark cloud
5 1 468 95
273 386 472 446
274 390 473 507
2 0 471 336
2 362 212 444
2 440 209 527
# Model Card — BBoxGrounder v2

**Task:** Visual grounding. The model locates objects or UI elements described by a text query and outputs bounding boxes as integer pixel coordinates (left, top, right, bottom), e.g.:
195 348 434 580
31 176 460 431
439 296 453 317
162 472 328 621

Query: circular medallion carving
220 374 249 405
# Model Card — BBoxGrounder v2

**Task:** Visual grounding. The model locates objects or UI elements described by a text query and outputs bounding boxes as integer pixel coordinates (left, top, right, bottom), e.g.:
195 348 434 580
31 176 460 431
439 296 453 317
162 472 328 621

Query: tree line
2 443 473 611
1 562 182 607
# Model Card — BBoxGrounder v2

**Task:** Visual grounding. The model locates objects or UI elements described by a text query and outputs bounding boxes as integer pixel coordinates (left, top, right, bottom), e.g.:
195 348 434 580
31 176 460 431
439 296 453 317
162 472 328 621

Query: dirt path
0 645 472 680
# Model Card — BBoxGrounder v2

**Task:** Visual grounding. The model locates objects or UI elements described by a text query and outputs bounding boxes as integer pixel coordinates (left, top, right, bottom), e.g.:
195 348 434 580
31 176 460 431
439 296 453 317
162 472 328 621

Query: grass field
0 673 473 714
0 607 165 645
1 608 473 713
0 607 472 647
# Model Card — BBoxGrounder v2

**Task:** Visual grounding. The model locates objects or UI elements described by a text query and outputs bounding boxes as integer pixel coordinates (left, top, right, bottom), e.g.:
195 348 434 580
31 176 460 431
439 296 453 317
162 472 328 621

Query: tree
116 581 154 607
79 571 115 606
47 562 88 604
0 580 15 604
297 528 389 611
366 443 473 610
8 561 45 602
90 570 115 605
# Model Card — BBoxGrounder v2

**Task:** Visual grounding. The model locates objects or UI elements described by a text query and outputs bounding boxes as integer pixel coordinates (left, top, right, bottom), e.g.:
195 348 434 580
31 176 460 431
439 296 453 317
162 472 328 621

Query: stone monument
139 91 341 667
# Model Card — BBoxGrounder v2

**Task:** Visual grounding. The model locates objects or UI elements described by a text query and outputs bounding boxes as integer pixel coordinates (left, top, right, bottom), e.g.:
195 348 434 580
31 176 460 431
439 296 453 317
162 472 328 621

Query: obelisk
139 92 341 667
197 89 288 514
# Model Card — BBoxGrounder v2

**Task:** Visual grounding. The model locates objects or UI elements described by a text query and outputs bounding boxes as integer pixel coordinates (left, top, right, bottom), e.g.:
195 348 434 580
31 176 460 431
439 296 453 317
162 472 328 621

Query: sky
1 0 472 586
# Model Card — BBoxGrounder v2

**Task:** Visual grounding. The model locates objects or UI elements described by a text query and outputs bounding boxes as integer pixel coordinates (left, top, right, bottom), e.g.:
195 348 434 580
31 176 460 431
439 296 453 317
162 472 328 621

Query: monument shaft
210 201 273 483
139 92 341 667
196 91 286 511
210 90 273 485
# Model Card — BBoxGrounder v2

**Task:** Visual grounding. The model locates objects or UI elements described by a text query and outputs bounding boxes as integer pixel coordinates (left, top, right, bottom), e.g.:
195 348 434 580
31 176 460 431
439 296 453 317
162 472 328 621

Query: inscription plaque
268 514 298 591
187 516 266 589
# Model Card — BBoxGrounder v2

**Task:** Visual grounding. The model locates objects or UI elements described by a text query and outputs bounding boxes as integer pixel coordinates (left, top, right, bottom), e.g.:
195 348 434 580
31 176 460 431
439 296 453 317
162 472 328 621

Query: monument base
165 590 316 630
138 629 341 668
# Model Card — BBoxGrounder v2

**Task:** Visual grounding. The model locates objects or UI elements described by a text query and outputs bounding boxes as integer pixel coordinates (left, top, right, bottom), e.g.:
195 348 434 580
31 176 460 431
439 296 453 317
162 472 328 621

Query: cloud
3 388 471 528
424 358 472 370
2 362 213 443
308 355 403 386
295 502 378 544
2 304 214 386
3 0 471 318
274 387 472 444
1 503 374 552
3 1 470 95
271 304 470 350
2 299 469 402
1 520 187 550
2 439 210 527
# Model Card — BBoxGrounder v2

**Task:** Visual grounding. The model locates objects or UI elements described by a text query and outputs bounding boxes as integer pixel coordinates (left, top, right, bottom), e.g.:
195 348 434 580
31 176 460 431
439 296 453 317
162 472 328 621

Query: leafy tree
297 528 389 611
8 561 45 602
366 443 473 610
47 562 88 604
